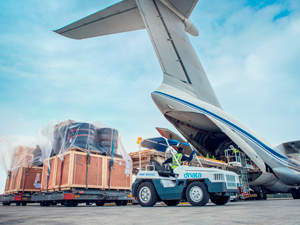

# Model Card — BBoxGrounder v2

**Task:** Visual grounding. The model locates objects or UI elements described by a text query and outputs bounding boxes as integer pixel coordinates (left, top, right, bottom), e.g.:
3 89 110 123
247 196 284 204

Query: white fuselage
151 83 300 192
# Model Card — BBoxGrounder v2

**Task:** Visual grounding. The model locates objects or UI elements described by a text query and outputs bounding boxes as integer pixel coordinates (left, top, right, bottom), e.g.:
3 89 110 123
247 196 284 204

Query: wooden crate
10 166 43 193
41 156 57 192
54 151 105 190
11 146 34 168
104 157 132 190
4 172 11 195
130 149 166 173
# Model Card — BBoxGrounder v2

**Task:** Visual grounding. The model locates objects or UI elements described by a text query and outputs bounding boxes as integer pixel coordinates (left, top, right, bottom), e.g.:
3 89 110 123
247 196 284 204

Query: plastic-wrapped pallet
0 136 43 194
37 119 132 191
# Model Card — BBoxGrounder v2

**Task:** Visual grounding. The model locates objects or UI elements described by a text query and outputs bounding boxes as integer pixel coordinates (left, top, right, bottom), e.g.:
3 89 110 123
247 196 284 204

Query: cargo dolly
32 188 131 207
0 192 35 206
1 188 131 207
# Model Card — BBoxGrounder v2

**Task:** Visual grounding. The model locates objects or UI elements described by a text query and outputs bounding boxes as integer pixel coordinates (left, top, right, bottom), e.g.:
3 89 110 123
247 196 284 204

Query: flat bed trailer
1 188 131 207
0 192 35 206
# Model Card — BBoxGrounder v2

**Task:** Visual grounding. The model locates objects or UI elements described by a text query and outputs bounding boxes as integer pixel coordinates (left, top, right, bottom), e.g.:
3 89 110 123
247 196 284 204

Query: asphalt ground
0 199 299 225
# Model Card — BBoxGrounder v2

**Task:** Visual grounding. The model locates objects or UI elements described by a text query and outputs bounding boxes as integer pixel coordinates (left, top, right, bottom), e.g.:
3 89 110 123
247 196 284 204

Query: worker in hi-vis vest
163 147 195 171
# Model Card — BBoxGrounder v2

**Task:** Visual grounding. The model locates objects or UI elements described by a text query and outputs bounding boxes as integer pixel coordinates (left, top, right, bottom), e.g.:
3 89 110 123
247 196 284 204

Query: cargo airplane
55 0 300 198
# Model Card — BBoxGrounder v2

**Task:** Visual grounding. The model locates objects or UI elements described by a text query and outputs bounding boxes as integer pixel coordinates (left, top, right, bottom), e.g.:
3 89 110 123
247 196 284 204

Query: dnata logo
139 173 155 176
184 173 202 179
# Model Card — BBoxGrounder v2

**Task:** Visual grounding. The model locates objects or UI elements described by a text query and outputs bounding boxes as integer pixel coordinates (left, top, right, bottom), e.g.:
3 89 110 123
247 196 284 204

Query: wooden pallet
40 151 132 192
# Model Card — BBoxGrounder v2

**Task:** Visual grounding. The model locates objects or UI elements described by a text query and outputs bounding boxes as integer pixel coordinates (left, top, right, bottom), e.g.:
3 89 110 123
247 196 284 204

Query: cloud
0 0 300 191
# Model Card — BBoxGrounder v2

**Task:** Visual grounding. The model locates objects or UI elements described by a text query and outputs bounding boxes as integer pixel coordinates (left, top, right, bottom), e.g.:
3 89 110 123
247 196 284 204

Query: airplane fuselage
152 83 300 192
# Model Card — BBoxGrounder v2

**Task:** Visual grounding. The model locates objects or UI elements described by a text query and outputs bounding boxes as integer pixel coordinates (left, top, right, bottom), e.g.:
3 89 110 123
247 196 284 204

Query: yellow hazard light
137 137 142 144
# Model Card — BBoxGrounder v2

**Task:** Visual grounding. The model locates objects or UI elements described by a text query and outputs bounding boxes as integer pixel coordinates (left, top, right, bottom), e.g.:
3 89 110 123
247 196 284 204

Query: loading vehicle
132 137 239 207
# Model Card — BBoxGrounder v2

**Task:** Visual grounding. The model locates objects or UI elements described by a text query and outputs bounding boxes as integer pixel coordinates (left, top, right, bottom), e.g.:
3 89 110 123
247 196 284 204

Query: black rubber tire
297 189 300 199
72 201 78 207
115 200 123 206
40 202 50 207
16 202 21 206
21 202 27 206
64 200 73 207
2 202 7 206
137 182 158 207
121 200 128 206
291 188 298 199
96 202 105 206
262 193 267 200
163 200 181 206
211 196 230 205
6 203 11 206
186 181 209 206
132 203 139 205
51 202 57 205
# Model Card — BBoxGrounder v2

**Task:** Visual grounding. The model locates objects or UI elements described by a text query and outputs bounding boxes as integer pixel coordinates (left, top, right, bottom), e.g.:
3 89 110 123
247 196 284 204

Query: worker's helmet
178 147 184 154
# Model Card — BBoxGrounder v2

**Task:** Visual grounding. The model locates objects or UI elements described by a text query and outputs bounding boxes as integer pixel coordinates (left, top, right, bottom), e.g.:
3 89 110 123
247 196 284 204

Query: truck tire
291 188 298 199
211 196 230 205
115 200 123 206
137 182 158 207
121 200 128 206
16 202 21 206
40 202 50 207
64 200 73 207
21 202 27 206
186 181 209 206
163 200 180 206
96 202 105 206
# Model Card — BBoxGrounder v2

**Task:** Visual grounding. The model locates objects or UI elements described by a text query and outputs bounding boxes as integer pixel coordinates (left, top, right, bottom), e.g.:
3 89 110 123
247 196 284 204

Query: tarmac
0 199 299 225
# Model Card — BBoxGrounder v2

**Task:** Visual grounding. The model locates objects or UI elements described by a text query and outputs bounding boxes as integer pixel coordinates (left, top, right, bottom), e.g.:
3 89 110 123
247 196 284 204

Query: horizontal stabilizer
54 0 144 39
168 0 198 18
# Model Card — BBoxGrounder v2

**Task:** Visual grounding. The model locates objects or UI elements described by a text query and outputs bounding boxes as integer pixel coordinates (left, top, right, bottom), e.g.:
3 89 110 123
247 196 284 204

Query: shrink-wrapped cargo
37 119 132 191
0 136 43 194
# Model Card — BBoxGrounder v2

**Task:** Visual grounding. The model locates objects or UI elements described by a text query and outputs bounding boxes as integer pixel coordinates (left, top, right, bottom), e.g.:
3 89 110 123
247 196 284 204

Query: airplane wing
205 115 266 172
54 0 144 39
275 140 300 155
136 0 221 108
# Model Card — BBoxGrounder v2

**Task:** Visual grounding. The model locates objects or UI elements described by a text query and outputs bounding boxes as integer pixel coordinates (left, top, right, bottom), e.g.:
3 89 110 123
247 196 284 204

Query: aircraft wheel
291 188 298 199
262 193 267 200
163 200 180 206
137 182 158 207
186 181 209 206
211 196 230 205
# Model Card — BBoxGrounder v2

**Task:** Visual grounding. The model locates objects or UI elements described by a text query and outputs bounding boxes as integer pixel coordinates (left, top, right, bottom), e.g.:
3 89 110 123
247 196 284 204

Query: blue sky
0 0 300 191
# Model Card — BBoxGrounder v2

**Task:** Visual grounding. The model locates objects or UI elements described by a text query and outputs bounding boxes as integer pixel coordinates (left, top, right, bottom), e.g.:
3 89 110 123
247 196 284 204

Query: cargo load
0 136 43 194
37 119 132 192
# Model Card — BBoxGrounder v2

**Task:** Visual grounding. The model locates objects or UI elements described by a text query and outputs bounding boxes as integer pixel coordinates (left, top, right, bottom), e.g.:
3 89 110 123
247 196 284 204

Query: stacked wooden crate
41 150 132 192
129 149 166 174
4 146 43 194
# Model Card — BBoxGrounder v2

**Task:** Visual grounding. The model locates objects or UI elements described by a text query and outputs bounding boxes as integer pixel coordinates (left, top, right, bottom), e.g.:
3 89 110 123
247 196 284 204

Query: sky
0 0 300 191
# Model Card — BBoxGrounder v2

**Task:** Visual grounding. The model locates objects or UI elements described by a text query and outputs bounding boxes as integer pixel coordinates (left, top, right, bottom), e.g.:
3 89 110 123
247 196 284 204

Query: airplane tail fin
55 0 221 108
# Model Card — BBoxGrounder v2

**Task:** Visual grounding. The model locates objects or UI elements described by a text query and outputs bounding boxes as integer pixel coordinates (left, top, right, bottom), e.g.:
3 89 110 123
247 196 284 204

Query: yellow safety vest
172 153 183 169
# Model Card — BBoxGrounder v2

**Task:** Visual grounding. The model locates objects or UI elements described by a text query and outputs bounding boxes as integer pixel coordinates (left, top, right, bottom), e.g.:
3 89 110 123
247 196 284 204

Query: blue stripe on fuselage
153 91 298 169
